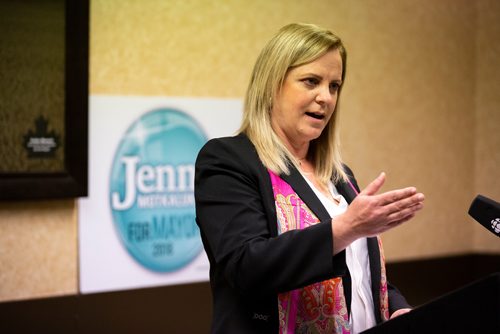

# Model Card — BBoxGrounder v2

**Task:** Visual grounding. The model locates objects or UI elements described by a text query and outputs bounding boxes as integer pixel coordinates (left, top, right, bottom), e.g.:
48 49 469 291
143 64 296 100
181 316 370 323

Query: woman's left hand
390 308 412 319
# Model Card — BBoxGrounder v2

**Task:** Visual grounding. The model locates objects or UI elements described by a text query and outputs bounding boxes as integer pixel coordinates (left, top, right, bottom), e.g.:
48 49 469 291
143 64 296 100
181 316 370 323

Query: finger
360 172 386 196
390 308 412 319
376 215 412 235
378 214 415 234
385 193 424 214
386 203 423 223
391 212 415 226
378 187 417 206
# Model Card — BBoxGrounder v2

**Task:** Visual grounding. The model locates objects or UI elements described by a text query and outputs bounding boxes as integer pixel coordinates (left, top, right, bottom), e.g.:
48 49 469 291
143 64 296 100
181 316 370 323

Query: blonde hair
239 23 348 184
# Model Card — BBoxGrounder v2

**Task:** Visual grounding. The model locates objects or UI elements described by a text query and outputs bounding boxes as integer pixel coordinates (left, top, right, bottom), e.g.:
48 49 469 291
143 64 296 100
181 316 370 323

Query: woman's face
271 49 343 150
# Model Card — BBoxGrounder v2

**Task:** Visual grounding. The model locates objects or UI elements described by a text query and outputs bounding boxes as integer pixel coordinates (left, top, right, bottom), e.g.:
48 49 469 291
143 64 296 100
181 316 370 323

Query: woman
195 23 424 334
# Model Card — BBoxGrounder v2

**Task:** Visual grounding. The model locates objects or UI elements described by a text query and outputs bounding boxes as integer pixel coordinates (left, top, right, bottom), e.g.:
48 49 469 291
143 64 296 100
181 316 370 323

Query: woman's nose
315 85 333 104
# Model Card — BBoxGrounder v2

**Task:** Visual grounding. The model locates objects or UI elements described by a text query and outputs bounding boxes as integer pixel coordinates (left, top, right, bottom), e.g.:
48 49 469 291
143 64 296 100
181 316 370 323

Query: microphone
468 195 500 238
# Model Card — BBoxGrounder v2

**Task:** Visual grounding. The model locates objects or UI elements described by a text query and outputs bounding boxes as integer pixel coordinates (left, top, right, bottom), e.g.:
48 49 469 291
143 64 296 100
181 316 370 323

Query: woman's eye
303 78 319 86
329 82 340 93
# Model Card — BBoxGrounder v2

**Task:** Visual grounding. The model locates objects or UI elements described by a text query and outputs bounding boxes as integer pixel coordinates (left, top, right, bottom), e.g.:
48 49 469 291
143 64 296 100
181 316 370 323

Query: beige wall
0 200 77 301
474 0 500 251
1 0 499 302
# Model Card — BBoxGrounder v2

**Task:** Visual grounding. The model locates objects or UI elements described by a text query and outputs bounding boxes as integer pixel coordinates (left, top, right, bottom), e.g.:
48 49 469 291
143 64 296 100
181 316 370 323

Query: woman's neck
270 125 309 160
284 139 310 161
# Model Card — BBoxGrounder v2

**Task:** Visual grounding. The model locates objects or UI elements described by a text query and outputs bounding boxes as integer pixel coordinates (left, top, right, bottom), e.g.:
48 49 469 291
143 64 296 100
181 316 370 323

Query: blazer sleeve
195 137 344 297
388 283 411 312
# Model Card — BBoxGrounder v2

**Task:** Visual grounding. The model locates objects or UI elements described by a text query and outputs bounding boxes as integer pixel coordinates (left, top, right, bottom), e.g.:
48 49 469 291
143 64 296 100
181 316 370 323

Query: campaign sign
110 109 205 272
79 96 242 293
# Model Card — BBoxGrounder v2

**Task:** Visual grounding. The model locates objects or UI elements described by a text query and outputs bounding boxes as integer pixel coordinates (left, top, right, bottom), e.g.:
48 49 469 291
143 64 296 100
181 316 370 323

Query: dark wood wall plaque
0 0 89 200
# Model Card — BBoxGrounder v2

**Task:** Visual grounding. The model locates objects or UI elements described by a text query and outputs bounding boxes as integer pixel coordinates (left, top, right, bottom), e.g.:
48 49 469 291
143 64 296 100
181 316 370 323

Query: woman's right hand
332 172 424 254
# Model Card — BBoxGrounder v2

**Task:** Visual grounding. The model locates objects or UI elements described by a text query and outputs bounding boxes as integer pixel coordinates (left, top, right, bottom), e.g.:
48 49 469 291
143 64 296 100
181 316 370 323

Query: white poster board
79 95 243 294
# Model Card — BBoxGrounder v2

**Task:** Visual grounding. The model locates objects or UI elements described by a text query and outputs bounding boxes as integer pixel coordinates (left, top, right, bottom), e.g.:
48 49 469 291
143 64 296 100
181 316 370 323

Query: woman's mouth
305 112 325 120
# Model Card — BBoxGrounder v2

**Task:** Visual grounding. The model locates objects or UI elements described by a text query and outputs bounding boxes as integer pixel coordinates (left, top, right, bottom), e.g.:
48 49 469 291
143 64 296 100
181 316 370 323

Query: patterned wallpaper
0 0 498 302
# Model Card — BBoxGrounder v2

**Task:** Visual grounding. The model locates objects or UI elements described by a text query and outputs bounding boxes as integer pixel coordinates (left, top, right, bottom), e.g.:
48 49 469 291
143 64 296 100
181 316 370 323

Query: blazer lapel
279 166 332 223
280 167 359 220
367 237 383 323
335 178 358 204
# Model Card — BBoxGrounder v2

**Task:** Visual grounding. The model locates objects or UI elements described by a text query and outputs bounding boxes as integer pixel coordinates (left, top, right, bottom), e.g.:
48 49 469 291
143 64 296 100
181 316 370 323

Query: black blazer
195 134 410 334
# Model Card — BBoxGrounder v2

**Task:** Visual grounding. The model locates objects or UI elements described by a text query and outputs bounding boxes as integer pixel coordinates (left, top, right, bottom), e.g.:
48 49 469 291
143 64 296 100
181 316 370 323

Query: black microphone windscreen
468 195 500 238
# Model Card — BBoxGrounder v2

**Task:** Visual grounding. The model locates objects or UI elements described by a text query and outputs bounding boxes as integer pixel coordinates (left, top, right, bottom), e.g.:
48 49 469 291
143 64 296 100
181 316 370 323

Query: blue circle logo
109 108 207 272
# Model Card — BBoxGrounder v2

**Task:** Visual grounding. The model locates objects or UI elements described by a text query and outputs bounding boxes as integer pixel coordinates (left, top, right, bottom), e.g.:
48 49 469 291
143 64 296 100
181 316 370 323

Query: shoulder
195 133 265 178
195 133 273 205
197 133 258 163
200 133 254 153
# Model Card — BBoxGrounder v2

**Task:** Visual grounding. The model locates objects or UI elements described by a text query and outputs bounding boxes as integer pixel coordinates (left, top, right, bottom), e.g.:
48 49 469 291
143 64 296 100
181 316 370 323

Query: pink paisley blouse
269 170 390 334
